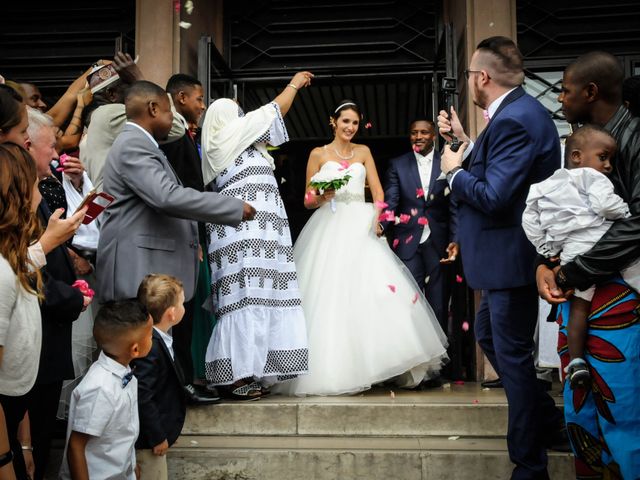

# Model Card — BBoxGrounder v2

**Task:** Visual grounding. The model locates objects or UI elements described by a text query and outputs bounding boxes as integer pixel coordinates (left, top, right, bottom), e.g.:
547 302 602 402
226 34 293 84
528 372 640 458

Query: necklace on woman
332 145 354 160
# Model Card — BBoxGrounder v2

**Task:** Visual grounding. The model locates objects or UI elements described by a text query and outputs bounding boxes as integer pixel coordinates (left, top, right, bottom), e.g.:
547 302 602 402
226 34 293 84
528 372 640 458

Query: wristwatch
445 166 462 183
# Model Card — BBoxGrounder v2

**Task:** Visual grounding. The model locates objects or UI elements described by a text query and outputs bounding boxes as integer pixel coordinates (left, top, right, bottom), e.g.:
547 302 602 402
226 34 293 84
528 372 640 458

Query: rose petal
453 380 465 385
387 284 396 293
416 188 425 198
412 292 419 304
473 399 479 404
365 122 372 129
374 200 388 209
339 160 350 171
399 214 410 224
462 321 469 332
410 208 418 216
392 239 400 249
417 216 428 226
455 275 463 283
405 235 414 244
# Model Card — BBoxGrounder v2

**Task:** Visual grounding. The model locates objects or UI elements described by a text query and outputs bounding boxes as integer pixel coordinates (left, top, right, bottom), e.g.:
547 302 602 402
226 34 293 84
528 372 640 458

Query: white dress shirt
126 121 159 149
449 87 518 186
60 351 139 480
154 326 175 360
415 149 434 244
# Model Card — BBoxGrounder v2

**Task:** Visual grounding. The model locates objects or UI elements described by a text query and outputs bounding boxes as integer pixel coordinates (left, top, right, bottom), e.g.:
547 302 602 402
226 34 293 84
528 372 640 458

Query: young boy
133 274 188 480
60 300 153 480
523 124 640 388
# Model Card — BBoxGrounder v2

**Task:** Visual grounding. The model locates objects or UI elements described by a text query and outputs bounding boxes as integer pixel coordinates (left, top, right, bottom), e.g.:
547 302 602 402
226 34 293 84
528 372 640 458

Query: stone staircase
168 383 575 479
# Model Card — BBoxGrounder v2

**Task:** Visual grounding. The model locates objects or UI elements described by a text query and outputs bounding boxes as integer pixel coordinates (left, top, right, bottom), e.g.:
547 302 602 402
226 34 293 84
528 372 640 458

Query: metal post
198 35 213 106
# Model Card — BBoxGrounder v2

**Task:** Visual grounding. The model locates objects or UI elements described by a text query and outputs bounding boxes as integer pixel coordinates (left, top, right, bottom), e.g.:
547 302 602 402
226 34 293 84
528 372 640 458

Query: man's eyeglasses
463 69 483 80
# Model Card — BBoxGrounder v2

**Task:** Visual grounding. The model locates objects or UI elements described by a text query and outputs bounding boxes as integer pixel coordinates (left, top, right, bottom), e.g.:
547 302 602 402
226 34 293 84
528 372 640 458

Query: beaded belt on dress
334 192 365 203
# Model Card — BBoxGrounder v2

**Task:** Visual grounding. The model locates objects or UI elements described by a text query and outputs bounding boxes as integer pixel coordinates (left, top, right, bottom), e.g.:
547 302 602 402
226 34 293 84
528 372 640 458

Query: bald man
97 80 255 305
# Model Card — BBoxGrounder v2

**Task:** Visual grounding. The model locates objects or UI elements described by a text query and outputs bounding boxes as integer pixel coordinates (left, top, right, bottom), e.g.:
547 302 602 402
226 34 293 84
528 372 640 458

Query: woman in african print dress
201 72 313 400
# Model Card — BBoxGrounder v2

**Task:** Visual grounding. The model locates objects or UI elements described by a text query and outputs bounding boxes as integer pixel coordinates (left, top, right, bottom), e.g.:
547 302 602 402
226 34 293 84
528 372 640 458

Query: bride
277 100 448 396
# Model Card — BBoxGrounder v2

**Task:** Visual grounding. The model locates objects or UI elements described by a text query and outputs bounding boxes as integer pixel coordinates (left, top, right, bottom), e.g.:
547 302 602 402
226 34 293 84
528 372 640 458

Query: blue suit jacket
452 87 559 290
384 149 457 263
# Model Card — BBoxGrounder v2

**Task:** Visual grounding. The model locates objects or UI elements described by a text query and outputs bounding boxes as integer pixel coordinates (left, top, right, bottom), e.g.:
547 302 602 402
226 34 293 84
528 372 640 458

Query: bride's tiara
334 102 356 113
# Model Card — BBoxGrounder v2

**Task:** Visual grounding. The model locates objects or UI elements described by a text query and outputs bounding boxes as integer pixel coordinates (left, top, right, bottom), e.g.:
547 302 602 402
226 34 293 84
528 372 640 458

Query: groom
382 119 458 333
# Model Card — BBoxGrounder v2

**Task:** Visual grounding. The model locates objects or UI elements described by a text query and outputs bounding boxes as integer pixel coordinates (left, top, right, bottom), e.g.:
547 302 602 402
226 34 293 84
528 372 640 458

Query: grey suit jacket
97 123 244 302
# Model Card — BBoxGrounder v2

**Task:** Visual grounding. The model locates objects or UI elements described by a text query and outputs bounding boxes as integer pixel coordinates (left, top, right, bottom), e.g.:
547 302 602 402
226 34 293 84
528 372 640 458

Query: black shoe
481 378 503 389
184 384 221 405
418 378 444 389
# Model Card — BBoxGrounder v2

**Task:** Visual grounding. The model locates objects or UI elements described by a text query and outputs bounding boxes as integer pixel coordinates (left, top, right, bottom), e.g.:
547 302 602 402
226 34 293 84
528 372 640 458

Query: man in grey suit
97 81 255 305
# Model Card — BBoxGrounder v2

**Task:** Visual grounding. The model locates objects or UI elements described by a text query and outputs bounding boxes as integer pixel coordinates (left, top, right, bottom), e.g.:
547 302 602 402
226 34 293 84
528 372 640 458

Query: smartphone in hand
75 189 115 224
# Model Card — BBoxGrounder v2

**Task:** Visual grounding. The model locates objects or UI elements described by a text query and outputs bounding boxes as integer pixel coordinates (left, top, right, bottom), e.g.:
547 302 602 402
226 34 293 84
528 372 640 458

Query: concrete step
167 435 575 480
183 383 564 438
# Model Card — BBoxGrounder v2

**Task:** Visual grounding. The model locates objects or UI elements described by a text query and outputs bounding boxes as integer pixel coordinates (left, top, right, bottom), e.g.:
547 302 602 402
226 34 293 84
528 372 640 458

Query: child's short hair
564 124 616 165
94 299 149 349
137 274 184 324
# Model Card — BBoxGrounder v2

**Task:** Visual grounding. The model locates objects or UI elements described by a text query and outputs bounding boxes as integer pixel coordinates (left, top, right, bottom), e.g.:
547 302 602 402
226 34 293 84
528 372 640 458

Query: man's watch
445 166 462 183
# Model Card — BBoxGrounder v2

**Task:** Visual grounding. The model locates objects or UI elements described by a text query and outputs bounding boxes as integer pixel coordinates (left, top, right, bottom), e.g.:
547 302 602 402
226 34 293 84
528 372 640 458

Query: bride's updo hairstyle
329 99 362 131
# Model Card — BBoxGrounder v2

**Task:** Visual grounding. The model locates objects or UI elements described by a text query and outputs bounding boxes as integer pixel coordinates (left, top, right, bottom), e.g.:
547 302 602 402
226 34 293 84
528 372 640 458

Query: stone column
135 0 177 87
443 0 518 381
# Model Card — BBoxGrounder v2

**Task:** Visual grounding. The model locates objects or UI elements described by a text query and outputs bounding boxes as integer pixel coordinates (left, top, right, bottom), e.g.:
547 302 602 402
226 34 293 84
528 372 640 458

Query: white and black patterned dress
204 103 308 386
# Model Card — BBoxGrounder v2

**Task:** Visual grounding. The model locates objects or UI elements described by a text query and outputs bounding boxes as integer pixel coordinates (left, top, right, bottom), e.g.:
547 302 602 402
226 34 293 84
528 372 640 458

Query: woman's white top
0 254 42 396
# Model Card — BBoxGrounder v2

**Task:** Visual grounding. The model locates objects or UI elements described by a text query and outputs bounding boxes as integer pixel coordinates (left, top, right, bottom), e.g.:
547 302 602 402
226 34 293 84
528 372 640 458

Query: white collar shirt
126 121 159 149
59 351 139 480
154 326 175 360
414 148 434 244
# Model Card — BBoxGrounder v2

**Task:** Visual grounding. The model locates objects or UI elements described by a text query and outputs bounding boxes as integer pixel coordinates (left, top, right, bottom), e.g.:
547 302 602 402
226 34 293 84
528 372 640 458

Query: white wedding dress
276 160 448 396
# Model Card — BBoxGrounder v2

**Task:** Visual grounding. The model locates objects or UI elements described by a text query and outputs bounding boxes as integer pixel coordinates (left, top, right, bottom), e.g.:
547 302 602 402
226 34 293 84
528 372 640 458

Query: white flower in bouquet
309 169 352 213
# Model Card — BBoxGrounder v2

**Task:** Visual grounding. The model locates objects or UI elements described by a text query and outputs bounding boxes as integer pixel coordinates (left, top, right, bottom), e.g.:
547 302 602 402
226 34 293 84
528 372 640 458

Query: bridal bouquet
309 169 352 213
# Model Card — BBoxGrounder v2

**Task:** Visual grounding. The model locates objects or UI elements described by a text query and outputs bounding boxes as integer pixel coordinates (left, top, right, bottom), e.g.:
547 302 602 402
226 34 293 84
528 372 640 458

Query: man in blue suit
438 36 563 479
383 119 458 333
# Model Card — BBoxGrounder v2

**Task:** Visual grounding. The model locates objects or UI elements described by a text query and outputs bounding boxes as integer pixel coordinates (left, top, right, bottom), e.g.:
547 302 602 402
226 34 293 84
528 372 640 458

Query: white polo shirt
59 351 139 480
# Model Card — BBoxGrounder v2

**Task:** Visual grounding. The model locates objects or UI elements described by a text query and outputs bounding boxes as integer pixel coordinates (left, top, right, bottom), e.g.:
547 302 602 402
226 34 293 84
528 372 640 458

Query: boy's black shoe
184 384 221 405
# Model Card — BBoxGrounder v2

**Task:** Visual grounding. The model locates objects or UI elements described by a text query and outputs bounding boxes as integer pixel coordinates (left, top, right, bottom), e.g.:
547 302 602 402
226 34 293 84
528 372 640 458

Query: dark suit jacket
36 201 84 384
383 149 457 262
451 87 559 290
132 329 186 449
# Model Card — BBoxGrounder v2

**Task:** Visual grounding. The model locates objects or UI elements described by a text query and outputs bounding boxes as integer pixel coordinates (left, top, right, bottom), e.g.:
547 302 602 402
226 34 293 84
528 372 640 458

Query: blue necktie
122 371 134 388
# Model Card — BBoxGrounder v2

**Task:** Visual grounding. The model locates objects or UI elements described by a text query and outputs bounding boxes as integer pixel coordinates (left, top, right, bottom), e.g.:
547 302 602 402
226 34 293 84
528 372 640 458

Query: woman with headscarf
202 71 312 400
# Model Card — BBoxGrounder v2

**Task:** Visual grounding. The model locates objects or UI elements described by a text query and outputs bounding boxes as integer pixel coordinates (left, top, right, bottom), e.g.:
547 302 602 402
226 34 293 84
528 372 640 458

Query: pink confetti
365 122 372 129
417 216 428 226
412 292 419 304
378 210 395 222
462 321 470 332
392 239 400 249
456 275 463 283
473 399 479 404
72 280 95 299
399 214 410 224
56 153 71 172
387 284 396 293
174 0 181 12
413 144 421 153
338 160 350 171
374 200 388 209
410 208 418 216
304 192 311 201
405 235 414 244
416 188 425 198
453 380 465 385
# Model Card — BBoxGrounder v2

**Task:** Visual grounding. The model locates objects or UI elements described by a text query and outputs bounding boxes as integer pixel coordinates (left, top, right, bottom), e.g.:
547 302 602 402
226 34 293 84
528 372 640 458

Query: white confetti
185 0 194 14
444 187 451 196
179 21 192 29
190 440 199 445
448 436 460 441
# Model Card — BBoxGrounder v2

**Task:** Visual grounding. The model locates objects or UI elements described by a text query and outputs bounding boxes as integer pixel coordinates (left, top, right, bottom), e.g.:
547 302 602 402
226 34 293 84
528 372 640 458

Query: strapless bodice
319 161 366 203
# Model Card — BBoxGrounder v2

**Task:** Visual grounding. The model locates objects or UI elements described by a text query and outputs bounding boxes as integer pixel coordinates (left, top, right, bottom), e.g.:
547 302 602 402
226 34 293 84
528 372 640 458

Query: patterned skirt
204 150 308 386
557 277 640 479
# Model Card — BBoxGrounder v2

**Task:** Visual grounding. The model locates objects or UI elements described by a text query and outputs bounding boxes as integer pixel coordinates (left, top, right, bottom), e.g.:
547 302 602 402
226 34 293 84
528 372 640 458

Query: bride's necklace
332 145 354 160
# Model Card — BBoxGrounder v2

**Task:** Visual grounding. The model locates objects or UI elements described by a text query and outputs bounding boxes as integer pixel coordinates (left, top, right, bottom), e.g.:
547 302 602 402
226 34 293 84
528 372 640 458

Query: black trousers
0 393 28 479
27 381 62 480
172 297 195 385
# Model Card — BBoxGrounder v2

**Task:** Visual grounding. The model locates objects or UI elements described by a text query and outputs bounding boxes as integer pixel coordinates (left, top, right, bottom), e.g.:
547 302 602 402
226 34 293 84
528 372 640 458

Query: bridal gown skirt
277 200 448 396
